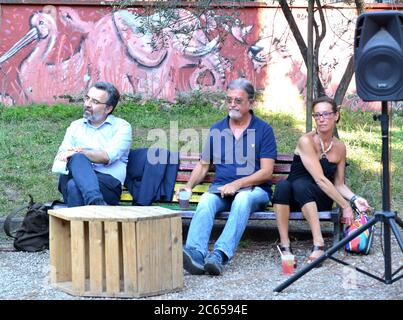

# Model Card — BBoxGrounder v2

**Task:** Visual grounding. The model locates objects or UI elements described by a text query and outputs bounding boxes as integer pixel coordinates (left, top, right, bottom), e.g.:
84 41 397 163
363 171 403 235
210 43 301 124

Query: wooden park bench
120 153 343 244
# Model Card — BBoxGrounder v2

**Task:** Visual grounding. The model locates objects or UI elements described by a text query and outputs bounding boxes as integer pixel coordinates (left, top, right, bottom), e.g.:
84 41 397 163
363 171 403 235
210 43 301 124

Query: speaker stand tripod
274 101 403 292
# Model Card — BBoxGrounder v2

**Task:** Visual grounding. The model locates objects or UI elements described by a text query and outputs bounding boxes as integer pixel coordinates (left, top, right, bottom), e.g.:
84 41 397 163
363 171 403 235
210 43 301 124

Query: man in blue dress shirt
55 81 132 207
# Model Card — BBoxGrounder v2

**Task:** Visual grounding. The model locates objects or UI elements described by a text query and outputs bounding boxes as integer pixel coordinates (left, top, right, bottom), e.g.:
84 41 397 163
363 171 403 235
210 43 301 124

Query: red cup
281 254 295 275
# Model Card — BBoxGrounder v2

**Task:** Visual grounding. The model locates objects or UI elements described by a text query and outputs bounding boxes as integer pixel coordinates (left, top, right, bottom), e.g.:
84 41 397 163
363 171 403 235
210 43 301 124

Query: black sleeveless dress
272 154 337 211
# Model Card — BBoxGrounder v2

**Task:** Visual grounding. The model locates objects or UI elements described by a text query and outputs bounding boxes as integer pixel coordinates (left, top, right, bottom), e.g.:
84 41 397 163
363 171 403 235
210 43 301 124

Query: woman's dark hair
312 96 340 123
227 78 255 100
92 81 120 112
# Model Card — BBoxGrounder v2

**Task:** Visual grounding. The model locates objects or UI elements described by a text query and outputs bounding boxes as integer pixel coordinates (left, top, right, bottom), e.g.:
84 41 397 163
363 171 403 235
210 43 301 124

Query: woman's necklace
317 132 333 159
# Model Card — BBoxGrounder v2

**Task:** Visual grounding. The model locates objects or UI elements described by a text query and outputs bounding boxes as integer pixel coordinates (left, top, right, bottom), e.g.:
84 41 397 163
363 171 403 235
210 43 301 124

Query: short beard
228 109 242 120
83 111 103 124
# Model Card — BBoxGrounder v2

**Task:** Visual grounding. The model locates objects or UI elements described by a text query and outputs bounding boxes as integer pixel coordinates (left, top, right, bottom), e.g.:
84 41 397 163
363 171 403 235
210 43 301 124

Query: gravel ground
0 221 402 300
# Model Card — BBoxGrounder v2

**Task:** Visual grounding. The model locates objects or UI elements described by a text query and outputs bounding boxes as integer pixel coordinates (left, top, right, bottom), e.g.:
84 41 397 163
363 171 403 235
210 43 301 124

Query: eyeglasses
225 97 247 105
84 95 107 106
312 111 335 120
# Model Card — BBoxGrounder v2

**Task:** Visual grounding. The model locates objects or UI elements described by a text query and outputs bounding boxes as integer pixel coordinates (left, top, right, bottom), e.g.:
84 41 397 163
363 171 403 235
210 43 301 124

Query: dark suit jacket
124 148 179 205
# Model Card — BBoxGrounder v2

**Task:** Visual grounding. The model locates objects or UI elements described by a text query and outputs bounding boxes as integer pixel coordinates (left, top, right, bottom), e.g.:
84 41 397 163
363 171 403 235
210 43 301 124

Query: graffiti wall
0 3 400 110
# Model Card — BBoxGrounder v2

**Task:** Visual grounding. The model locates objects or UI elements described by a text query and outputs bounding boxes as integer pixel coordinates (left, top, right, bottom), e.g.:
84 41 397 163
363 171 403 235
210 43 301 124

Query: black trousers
272 178 333 212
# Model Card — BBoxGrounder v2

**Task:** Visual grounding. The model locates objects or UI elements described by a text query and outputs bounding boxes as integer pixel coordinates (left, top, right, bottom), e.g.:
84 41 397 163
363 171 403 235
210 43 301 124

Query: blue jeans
58 153 122 207
185 187 269 260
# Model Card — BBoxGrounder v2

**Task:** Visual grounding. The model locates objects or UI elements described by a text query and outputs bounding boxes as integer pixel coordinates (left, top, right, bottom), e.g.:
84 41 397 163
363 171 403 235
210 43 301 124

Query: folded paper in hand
208 185 253 194
52 159 69 175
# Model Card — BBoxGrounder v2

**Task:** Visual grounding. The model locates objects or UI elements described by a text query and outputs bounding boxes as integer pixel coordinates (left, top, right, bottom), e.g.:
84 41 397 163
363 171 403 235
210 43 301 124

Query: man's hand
55 149 77 162
176 186 193 200
55 147 87 162
218 181 241 198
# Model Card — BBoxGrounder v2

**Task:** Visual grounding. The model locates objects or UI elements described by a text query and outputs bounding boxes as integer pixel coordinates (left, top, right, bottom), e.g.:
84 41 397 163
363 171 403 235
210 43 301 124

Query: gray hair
227 78 255 100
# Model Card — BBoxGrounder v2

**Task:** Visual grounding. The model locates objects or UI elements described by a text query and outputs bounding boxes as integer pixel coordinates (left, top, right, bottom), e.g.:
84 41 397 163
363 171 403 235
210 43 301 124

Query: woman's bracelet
350 194 359 205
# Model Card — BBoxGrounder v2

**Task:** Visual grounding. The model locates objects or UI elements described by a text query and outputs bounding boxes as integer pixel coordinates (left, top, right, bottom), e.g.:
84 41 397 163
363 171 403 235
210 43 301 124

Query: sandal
307 245 325 268
278 245 297 268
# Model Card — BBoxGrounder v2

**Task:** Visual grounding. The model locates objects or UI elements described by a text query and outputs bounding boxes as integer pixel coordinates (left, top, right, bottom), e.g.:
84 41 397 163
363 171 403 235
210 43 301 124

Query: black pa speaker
354 11 403 101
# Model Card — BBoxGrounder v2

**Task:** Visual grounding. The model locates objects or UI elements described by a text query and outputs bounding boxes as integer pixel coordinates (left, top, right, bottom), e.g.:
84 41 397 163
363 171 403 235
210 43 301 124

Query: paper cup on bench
52 159 69 175
178 190 190 209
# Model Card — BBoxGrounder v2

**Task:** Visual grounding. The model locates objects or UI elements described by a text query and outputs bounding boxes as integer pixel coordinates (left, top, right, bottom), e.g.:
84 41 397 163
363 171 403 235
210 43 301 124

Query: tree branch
333 0 366 106
314 0 326 54
279 0 326 96
278 0 307 65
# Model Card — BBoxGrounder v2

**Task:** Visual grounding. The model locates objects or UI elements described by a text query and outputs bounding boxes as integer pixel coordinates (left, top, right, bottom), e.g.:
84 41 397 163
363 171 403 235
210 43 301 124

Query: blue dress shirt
57 115 132 184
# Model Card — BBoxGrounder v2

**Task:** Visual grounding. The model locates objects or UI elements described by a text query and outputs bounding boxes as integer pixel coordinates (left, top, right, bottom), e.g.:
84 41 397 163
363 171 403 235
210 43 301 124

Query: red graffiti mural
0 4 400 111
0 6 235 104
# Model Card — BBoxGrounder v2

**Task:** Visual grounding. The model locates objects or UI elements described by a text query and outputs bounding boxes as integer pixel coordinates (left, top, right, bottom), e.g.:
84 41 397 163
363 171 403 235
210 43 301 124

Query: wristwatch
350 194 359 205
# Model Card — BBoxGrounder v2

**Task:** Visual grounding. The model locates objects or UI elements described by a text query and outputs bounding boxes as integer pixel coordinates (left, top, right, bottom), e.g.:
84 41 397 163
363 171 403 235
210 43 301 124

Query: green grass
0 102 401 217
337 109 403 213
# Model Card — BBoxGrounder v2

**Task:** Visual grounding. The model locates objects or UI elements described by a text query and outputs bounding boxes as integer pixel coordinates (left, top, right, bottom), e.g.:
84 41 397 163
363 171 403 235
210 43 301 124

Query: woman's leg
273 180 293 247
300 201 325 251
274 204 292 247
292 180 327 260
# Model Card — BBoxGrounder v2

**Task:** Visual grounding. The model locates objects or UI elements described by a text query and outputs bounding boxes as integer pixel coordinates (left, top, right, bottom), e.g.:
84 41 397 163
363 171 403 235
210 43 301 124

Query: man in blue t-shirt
178 78 277 276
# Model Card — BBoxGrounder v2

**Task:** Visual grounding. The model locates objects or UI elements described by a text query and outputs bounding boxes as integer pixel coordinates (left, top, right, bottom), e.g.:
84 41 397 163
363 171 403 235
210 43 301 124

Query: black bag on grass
3 195 58 252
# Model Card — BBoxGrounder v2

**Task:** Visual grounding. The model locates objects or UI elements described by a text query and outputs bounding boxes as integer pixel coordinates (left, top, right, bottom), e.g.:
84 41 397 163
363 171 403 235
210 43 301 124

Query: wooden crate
48 206 183 298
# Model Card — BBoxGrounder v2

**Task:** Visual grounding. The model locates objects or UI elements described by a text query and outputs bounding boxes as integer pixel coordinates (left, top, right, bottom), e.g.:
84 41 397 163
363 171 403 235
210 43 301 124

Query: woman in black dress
272 96 371 264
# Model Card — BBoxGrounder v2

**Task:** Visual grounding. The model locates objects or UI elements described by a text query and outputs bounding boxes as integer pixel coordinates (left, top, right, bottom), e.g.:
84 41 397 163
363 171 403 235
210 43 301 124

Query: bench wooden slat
176 173 215 183
180 210 334 220
178 163 197 171
121 193 133 202
275 154 294 163
178 163 292 173
273 164 292 173
174 184 209 193
175 173 288 185
178 153 294 163
176 153 201 161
